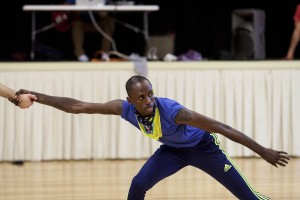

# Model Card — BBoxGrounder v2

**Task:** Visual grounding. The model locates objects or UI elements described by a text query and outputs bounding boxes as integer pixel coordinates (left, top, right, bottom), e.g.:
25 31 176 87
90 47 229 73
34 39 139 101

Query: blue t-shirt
121 97 206 148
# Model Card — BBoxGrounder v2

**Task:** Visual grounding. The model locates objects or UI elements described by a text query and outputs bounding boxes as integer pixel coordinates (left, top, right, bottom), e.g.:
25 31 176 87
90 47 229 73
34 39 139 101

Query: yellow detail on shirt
137 107 162 140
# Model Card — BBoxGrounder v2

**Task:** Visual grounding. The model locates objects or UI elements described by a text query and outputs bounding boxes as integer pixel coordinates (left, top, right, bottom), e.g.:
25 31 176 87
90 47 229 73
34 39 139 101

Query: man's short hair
125 75 151 96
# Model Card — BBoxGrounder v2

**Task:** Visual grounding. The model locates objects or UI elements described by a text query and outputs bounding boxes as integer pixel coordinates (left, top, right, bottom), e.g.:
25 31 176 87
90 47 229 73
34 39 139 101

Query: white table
23 5 160 60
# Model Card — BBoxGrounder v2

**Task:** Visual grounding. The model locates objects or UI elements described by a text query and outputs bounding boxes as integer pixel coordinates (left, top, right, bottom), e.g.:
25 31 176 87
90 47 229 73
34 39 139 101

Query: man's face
127 80 155 117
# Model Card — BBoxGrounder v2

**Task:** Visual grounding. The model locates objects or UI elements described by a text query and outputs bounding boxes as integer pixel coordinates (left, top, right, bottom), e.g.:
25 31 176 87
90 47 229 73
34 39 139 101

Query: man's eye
139 96 143 100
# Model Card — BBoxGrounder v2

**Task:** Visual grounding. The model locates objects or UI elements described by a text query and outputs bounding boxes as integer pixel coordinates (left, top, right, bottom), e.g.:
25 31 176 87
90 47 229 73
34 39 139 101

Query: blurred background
1 2 300 199
1 0 300 61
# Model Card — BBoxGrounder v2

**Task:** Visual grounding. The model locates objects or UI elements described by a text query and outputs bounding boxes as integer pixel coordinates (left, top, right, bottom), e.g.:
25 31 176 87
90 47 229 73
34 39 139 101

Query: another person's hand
18 94 37 109
260 147 290 168
8 91 37 109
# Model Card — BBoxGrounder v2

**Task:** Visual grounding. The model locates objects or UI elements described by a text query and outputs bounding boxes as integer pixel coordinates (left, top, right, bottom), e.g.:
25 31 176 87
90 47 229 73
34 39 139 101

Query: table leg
143 12 149 55
30 12 36 60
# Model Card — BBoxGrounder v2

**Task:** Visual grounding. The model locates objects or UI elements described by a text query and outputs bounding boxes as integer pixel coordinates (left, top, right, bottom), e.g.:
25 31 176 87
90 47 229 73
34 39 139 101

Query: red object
51 11 71 32
294 4 300 22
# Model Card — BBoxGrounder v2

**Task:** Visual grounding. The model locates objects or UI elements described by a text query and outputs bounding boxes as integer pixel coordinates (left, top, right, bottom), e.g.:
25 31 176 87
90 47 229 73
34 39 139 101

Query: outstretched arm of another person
285 21 300 60
175 108 290 168
16 89 123 115
0 83 19 99
0 83 37 108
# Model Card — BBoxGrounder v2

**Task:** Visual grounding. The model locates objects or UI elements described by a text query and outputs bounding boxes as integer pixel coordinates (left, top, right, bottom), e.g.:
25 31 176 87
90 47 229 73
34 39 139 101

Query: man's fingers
274 152 290 167
280 159 289 165
15 89 29 95
15 89 22 95
279 152 291 160
8 97 21 106
277 161 288 167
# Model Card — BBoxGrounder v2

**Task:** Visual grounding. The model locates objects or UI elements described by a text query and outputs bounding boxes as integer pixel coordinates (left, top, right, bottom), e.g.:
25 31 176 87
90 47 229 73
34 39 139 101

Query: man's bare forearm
31 91 83 113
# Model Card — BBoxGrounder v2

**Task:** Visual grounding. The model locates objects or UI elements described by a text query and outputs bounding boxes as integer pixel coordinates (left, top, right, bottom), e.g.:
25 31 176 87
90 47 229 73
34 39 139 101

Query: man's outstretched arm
175 108 291 168
16 89 123 115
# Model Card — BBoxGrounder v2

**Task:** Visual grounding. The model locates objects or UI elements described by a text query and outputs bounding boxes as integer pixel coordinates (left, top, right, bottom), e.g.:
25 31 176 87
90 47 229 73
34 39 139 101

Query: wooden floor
0 158 299 200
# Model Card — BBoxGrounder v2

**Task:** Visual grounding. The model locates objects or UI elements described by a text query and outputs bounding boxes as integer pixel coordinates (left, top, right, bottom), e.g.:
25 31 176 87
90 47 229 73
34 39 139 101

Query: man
15 75 290 199
0 83 36 108
285 4 300 60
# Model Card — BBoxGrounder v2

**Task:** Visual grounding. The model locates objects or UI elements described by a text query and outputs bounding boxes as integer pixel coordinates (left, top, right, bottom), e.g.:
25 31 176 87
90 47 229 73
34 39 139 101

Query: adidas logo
224 164 232 172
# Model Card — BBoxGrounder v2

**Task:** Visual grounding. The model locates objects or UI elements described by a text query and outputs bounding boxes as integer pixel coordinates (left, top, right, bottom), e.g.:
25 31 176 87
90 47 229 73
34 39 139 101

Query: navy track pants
127 132 270 200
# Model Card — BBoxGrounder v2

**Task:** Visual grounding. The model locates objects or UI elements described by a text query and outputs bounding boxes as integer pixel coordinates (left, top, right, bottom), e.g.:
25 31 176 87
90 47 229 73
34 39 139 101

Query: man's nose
145 96 152 104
